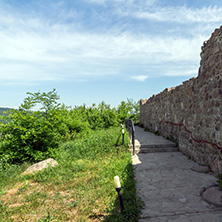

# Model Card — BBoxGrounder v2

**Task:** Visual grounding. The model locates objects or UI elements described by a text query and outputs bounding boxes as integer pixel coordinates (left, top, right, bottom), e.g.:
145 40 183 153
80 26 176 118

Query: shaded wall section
140 27 222 174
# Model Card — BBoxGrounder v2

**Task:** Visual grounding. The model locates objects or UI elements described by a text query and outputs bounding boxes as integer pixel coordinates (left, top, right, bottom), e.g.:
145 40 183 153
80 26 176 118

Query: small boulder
202 185 222 207
22 158 58 175
190 165 210 174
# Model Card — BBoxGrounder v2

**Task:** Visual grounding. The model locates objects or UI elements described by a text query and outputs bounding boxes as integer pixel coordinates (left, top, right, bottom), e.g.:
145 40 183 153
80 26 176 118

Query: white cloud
0 12 204 62
0 1 218 86
86 0 157 6
0 25 203 83
0 20 204 85
117 4 222 24
163 67 198 77
130 75 148 82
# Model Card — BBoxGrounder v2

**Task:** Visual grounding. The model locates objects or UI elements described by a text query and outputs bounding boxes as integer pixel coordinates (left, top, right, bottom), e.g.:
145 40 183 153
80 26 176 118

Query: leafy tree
19 89 60 112
0 89 67 163
61 105 91 140
127 98 140 124
85 101 119 129
117 98 140 124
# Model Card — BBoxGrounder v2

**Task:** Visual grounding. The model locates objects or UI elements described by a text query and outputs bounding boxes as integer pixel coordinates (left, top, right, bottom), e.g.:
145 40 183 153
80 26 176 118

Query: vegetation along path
132 126 222 222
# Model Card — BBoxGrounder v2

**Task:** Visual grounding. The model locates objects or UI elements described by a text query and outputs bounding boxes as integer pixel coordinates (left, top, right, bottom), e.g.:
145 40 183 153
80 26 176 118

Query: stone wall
140 27 222 174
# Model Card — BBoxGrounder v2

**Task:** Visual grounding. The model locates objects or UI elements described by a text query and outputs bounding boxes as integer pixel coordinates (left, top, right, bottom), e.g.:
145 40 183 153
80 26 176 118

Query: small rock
202 186 222 207
132 154 142 165
22 158 58 175
179 198 187 203
190 165 210 173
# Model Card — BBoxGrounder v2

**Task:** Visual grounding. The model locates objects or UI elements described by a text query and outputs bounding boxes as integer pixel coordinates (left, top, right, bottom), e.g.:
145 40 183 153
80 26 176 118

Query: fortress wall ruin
140 27 222 174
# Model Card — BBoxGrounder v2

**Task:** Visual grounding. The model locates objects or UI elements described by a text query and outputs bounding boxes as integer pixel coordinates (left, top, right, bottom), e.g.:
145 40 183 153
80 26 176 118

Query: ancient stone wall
140 27 222 174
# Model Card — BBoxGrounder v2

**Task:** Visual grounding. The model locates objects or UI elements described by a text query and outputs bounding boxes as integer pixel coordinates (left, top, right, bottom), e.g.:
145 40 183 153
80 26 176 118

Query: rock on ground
22 158 58 175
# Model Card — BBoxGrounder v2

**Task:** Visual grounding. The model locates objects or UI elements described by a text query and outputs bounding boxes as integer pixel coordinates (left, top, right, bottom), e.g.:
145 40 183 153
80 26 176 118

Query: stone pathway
132 126 222 222
130 126 178 153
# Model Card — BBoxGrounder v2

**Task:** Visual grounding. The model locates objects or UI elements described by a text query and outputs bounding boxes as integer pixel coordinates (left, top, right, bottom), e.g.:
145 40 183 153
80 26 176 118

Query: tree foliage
0 107 11 116
0 89 65 162
0 89 140 163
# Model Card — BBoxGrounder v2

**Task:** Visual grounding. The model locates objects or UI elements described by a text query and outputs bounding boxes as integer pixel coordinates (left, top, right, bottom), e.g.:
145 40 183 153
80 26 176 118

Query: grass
0 127 142 221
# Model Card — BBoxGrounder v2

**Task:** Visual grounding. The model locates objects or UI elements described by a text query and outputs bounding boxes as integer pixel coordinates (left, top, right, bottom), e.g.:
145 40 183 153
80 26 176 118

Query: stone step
129 146 179 154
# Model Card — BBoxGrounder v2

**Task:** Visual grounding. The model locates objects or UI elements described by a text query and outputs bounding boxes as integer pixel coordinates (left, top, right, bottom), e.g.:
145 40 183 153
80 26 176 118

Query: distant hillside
0 107 11 115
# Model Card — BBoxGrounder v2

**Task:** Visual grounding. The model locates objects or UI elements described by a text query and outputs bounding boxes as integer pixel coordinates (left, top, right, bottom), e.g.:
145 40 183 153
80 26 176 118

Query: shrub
0 89 139 164
0 89 67 163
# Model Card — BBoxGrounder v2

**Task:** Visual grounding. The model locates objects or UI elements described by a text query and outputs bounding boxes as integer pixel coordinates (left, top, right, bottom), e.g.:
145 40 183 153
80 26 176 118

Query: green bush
0 89 139 164
117 98 140 124
0 89 67 163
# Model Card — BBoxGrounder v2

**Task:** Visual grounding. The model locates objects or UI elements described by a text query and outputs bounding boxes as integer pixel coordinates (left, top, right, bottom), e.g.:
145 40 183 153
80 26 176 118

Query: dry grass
1 161 114 221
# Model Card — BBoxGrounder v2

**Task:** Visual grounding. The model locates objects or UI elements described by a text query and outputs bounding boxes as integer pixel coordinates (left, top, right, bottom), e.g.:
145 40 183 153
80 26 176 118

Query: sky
0 0 222 108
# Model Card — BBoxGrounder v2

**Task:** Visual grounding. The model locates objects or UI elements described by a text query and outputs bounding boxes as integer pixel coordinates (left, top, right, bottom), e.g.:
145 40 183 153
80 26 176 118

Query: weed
144 127 150 132
39 211 55 222
154 131 161 136
138 123 144 128
166 134 178 145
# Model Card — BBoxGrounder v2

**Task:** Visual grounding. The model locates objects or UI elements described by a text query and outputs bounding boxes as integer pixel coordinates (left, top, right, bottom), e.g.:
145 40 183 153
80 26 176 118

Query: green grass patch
0 127 142 221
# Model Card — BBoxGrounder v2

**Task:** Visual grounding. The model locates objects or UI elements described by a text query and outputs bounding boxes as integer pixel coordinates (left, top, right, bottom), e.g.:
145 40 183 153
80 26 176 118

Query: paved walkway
134 126 176 148
132 126 222 222
130 126 178 153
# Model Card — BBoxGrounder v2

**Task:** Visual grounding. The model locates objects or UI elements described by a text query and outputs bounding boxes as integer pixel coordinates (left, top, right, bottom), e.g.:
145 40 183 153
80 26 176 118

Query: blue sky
0 0 222 108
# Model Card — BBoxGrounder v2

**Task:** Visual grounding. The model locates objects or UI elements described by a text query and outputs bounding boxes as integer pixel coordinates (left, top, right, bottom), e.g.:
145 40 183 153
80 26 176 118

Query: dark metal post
114 176 125 212
121 124 125 146
116 188 125 212
132 129 135 155
125 119 136 155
